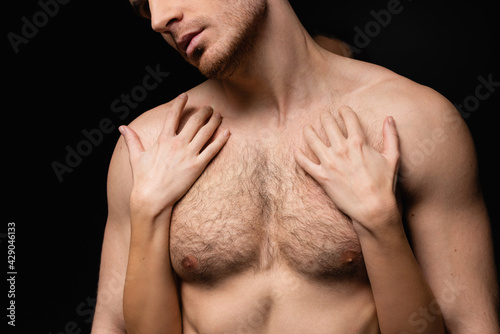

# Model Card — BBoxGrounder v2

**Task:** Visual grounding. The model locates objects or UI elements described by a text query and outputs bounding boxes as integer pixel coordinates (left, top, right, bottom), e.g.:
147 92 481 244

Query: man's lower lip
186 31 203 58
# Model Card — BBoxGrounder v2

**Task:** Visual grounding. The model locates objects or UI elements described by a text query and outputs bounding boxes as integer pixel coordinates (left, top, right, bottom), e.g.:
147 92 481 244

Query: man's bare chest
169 126 367 287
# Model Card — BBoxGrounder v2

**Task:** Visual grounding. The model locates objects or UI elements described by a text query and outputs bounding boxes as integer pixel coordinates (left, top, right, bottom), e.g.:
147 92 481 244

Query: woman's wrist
351 195 403 240
129 188 175 221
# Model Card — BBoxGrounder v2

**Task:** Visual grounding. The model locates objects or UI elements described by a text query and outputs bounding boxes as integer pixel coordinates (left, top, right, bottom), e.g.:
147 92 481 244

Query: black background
5 0 499 332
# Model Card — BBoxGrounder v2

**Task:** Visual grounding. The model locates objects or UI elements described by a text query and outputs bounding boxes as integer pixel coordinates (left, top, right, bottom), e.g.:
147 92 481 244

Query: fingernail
388 116 395 125
223 129 231 137
215 112 222 119
118 126 126 135
179 92 187 99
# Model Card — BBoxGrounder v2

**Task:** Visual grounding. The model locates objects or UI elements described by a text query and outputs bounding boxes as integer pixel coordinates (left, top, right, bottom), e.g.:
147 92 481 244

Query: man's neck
216 0 335 122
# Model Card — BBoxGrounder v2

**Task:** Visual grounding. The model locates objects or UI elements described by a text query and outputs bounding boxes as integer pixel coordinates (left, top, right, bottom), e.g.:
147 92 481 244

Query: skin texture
91 0 499 333
313 35 353 58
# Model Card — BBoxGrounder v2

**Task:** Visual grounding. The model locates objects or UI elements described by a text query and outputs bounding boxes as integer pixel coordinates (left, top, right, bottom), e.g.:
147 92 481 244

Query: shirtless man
91 0 499 333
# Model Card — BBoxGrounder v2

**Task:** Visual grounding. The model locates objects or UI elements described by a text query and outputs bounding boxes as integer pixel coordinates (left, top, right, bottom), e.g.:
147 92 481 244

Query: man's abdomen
179 266 379 334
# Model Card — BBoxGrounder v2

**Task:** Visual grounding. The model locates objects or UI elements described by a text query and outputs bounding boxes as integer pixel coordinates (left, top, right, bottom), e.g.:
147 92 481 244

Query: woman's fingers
197 129 231 166
338 106 366 142
161 93 188 136
294 149 322 180
119 125 145 163
320 111 344 147
303 125 327 160
178 104 230 166
382 116 401 192
181 106 215 144
189 111 222 151
382 116 400 165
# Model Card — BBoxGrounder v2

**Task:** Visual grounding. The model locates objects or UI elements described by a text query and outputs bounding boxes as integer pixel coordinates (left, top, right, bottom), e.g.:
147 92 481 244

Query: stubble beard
192 1 268 80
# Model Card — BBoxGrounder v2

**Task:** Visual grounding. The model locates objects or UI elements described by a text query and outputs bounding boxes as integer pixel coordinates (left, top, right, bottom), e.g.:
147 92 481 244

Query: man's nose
149 0 183 34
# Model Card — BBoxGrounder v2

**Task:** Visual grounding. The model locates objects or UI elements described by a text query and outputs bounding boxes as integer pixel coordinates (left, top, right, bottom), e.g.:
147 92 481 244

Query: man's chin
195 53 239 80
200 64 237 80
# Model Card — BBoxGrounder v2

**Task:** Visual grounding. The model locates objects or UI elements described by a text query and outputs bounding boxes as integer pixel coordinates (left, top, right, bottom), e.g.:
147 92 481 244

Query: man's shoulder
350 61 474 187
107 80 215 201
346 59 459 133
125 80 215 148
351 60 448 115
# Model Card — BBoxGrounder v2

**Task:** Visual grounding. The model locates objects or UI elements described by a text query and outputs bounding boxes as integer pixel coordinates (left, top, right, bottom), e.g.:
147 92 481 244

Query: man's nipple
182 255 198 271
340 250 362 266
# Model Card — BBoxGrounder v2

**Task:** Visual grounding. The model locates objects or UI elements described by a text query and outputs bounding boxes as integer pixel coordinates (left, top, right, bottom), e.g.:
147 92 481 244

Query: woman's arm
123 207 180 334
295 106 445 333
120 93 230 334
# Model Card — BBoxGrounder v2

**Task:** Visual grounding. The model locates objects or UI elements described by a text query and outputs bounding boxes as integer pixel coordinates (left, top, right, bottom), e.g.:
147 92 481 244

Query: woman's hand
296 107 446 334
295 106 400 234
119 93 230 218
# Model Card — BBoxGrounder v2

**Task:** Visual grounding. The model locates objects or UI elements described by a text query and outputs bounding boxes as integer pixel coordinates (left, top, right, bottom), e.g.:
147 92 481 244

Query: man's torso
134 57 410 333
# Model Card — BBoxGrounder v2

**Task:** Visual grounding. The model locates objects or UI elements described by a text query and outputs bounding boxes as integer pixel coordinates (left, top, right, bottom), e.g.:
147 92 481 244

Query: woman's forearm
355 215 445 334
123 207 182 334
118 94 229 334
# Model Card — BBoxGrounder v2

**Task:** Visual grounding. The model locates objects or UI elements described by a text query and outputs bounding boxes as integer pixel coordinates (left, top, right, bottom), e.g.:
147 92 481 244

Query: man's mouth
178 29 204 58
